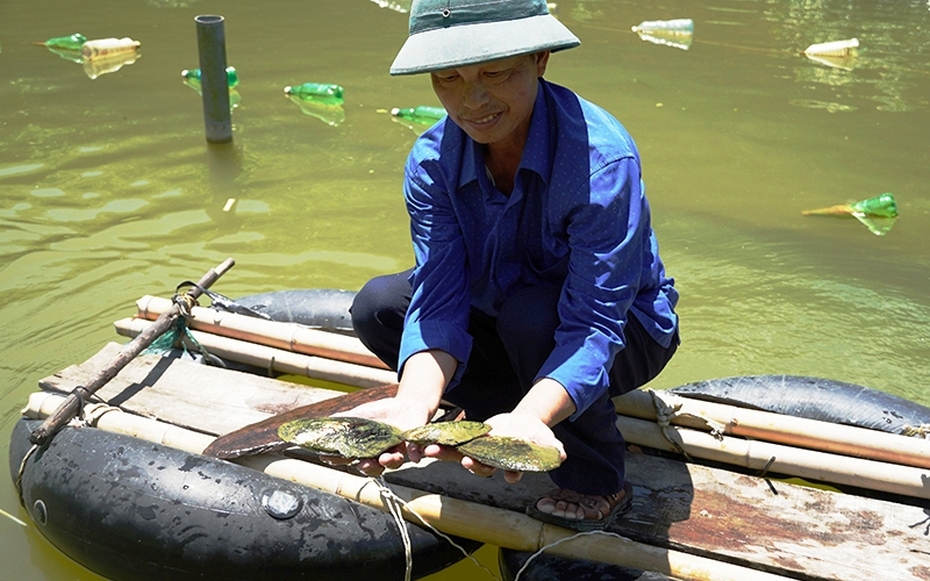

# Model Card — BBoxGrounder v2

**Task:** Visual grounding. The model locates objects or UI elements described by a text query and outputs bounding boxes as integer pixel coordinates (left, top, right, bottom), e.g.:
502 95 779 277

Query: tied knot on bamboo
144 283 224 366
646 390 727 460
902 424 930 439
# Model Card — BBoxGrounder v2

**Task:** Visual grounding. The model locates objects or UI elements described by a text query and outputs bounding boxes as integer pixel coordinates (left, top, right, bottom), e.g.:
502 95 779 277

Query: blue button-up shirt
398 79 678 420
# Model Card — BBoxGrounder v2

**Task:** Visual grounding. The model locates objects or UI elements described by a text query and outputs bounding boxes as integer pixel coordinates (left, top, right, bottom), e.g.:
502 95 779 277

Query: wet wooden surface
39 344 930 580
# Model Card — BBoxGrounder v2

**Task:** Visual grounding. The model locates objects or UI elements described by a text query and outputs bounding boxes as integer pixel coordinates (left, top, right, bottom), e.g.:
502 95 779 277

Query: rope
0 507 27 527
13 443 39 500
144 290 225 367
365 477 501 581
364 477 636 581
512 529 630 581
902 424 930 439
15 400 120 509
646 389 728 461
375 476 413 581
81 402 122 427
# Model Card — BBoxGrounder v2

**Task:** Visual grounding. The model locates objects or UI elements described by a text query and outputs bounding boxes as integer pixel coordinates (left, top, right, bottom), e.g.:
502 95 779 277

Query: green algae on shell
456 435 563 472
401 420 491 446
277 416 403 458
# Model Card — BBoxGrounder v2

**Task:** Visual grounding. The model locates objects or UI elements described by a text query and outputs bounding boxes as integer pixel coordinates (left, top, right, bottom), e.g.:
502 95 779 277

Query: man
346 0 679 531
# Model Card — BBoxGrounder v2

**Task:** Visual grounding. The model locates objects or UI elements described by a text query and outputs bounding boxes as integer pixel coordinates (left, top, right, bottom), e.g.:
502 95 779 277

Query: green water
1 0 928 579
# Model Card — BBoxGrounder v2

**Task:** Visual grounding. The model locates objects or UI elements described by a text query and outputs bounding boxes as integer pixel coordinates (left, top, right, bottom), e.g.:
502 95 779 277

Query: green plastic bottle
44 33 87 52
391 105 446 125
850 193 898 218
284 83 345 106
181 66 240 89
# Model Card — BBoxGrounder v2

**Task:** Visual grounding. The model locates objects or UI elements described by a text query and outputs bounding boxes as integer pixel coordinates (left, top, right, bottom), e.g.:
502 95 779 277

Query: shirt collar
456 79 553 190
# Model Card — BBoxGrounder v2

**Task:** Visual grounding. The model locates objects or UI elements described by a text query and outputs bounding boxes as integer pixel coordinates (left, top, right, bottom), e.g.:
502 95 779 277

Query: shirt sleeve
397 157 473 385
535 156 648 420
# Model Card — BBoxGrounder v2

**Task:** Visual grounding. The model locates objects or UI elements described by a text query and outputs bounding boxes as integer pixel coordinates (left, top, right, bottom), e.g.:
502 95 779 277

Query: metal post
195 15 232 143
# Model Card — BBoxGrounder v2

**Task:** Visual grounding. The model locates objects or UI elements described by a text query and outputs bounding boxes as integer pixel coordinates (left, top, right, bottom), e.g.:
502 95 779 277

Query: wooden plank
35 345 930 580
38 342 343 436
386 453 930 581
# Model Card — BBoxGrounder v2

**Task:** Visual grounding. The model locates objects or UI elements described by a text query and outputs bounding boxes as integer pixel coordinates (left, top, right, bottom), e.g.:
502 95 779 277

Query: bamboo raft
12 294 930 581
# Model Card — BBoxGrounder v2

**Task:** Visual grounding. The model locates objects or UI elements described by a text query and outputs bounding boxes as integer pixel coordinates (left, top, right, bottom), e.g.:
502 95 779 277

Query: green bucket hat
390 0 581 76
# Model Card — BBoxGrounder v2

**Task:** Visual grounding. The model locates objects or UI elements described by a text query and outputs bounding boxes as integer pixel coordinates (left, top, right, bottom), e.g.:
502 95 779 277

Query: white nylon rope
366 477 639 581
367 476 501 581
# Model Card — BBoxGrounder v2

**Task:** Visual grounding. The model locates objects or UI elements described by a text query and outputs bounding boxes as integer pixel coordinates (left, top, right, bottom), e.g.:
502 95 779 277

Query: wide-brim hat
390 0 581 76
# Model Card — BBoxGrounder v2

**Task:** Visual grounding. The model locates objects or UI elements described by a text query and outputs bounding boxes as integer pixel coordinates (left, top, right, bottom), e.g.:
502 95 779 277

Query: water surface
1 0 928 579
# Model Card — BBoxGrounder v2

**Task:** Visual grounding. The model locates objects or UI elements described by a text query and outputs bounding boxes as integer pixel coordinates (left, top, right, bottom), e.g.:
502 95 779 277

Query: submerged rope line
368 477 501 581
0 506 27 527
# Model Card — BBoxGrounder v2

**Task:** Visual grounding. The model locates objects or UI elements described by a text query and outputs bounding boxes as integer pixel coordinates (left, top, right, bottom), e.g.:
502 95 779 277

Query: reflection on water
631 18 695 50
0 0 929 580
765 0 930 112
370 0 413 13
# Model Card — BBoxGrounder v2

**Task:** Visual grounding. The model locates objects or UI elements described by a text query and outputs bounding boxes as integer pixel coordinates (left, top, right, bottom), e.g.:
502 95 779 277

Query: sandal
526 481 633 532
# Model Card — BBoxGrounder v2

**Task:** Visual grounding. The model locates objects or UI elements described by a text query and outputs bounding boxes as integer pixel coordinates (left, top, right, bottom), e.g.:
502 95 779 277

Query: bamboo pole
616 414 930 500
614 389 930 470
21 391 793 581
29 259 235 446
113 317 395 388
136 295 388 370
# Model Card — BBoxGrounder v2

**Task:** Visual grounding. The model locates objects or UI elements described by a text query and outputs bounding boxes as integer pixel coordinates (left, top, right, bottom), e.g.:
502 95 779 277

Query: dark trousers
350 270 679 495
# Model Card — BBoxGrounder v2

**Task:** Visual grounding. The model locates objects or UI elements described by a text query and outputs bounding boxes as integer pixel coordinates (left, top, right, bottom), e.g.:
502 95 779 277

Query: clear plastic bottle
284 83 345 106
631 19 694 50
391 105 446 125
81 37 141 60
803 38 859 57
631 19 694 35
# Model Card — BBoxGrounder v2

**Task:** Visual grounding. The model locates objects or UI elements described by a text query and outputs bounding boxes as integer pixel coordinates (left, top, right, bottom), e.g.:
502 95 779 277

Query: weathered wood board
38 342 343 436
37 346 930 581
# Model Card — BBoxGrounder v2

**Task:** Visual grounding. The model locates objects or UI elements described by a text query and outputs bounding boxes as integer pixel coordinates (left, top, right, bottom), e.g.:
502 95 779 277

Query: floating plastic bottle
41 33 87 51
181 67 240 111
81 37 141 60
369 0 412 13
35 33 87 63
391 105 446 125
284 83 345 106
802 193 898 236
803 38 859 58
631 19 694 51
181 66 240 89
802 193 897 218
802 38 859 70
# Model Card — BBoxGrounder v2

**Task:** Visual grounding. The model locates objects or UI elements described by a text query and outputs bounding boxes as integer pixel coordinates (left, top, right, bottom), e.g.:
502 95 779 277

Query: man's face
430 52 549 153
